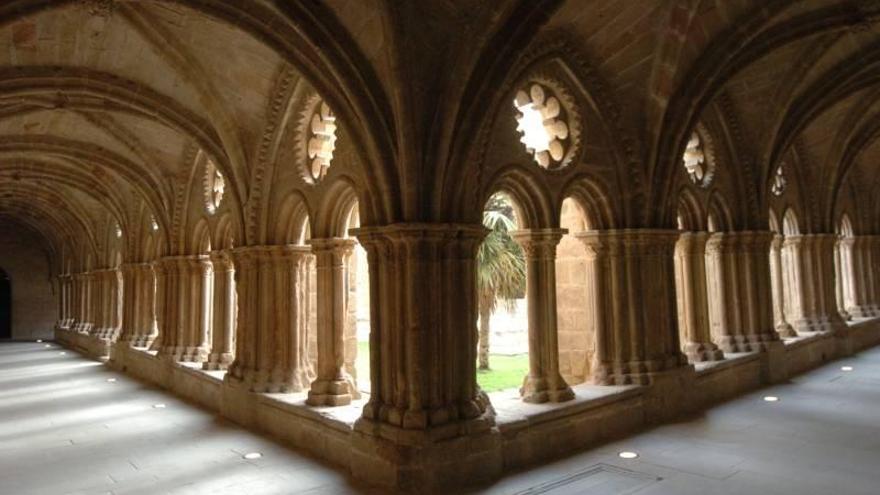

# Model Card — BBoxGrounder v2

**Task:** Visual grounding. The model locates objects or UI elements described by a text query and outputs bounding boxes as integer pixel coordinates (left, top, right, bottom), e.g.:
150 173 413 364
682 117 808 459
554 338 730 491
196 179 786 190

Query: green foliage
478 194 526 314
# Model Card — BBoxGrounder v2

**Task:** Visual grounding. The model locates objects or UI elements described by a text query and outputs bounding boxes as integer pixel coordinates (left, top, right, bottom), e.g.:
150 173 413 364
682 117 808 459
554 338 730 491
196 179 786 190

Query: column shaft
510 229 574 403
576 230 689 385
307 238 359 406
156 256 213 362
226 246 314 391
674 232 723 361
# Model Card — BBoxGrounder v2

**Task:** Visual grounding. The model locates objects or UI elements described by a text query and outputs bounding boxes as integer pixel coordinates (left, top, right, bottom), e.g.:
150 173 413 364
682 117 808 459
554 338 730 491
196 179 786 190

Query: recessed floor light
243 452 263 460
763 396 779 402
841 366 854 372
36 339 42 343
59 352 66 356
107 378 117 383
44 344 51 348
618 451 639 459
152 403 166 409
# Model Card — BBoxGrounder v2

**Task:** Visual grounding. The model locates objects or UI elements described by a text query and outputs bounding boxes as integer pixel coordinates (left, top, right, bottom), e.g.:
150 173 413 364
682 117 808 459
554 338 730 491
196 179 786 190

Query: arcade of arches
4 1 880 492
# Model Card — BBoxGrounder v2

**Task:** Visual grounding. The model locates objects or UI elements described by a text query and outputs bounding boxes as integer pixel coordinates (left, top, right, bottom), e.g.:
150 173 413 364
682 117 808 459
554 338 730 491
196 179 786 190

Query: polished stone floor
2 341 880 494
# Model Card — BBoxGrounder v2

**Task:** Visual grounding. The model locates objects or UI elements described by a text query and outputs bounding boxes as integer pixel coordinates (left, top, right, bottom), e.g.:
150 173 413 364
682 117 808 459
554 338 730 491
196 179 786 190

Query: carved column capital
510 228 565 260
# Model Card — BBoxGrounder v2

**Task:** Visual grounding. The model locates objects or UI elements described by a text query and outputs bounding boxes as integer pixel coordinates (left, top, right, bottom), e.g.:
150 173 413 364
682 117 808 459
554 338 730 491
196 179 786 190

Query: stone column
835 238 852 320
149 260 165 351
101 269 124 342
88 270 106 338
348 224 499 489
706 232 782 352
69 273 81 331
769 234 796 337
156 256 213 363
575 230 689 385
57 274 72 329
674 232 724 362
226 246 314 391
75 272 95 335
350 224 492 425
863 236 880 315
509 229 574 403
205 251 237 371
118 263 157 347
783 235 847 334
307 238 359 406
845 237 878 318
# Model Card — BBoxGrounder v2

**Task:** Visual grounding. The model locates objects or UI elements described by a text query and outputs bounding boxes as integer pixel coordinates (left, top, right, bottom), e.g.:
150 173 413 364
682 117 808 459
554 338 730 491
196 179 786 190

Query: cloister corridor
3 339 880 495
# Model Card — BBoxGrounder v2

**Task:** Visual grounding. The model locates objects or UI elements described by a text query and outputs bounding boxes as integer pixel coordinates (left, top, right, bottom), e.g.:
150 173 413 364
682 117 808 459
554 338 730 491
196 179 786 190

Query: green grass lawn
356 342 528 393
477 353 529 392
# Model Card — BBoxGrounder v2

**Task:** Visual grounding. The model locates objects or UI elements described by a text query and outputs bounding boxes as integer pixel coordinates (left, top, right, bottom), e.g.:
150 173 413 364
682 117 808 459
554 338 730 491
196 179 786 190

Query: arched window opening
674 197 724 363
767 209 795 336
343 205 371 394
477 192 528 394
0 269 10 340
836 215 855 321
783 209 800 236
707 213 718 233
555 197 594 384
204 221 238 372
780 209 801 334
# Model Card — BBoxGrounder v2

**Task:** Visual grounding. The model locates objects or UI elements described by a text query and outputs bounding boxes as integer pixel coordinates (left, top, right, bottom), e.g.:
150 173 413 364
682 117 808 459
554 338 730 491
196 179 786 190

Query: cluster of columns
669 228 880 368
57 269 123 342
53 226 880 427
836 235 880 319
118 263 158 348
55 237 364 405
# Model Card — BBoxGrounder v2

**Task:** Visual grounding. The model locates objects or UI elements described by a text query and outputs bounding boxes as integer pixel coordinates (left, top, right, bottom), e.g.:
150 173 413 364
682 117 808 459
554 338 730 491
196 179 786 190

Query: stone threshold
490 383 644 431
693 351 760 376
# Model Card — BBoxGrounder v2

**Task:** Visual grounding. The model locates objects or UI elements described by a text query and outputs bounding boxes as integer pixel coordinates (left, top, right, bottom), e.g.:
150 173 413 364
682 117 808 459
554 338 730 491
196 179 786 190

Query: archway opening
555 197 593 384
0 268 10 339
477 192 528 393
343 204 371 395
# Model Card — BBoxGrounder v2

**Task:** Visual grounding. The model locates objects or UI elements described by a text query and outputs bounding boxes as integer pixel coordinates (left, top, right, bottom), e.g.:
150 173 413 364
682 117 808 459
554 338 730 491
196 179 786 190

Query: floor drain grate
513 463 662 495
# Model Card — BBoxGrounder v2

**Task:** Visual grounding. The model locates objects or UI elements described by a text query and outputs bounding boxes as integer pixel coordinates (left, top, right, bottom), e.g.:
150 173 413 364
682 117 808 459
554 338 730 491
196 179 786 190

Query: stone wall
556 199 593 385
0 223 56 340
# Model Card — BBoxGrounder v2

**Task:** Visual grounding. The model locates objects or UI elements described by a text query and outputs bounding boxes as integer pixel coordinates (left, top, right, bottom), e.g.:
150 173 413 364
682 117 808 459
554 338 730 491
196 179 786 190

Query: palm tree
477 195 526 370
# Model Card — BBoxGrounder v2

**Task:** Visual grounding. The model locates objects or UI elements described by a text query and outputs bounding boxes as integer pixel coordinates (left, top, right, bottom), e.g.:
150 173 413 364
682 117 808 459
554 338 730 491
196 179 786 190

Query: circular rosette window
204 157 225 214
681 128 716 188
771 165 787 197
298 95 338 184
513 81 578 170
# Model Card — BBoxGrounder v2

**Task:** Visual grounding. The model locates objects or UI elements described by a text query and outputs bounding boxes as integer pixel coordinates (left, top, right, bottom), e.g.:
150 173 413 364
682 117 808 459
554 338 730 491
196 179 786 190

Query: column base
684 342 725 362
226 365 315 393
128 333 157 349
203 352 235 371
592 354 689 386
350 414 501 492
775 322 797 338
158 345 209 363
718 331 779 353
846 305 875 319
307 377 358 406
520 374 575 403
